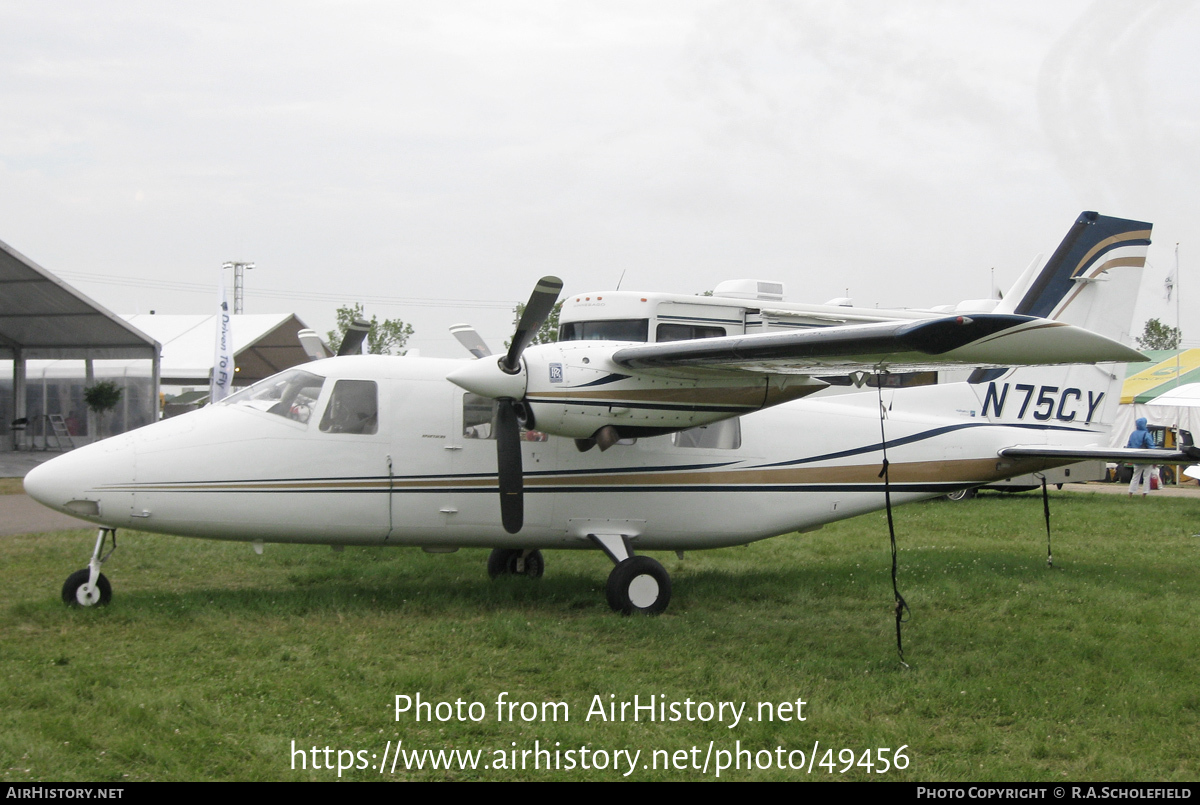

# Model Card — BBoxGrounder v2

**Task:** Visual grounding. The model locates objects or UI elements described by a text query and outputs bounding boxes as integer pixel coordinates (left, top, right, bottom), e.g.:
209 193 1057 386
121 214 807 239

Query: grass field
2 491 1198 782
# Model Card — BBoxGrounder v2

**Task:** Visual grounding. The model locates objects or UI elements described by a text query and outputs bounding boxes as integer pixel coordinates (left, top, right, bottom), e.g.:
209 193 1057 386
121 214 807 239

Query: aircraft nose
23 459 73 509
23 439 135 523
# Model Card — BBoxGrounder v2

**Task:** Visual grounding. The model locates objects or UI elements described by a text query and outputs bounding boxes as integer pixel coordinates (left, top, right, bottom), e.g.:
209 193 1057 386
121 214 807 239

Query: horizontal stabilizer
999 445 1200 463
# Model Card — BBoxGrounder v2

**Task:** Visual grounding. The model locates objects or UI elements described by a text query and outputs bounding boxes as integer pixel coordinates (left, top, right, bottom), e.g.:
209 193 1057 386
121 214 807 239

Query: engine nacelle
520 341 825 439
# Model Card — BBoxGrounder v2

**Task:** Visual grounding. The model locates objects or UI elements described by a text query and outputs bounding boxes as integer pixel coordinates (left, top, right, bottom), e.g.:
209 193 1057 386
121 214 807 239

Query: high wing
610 313 1145 378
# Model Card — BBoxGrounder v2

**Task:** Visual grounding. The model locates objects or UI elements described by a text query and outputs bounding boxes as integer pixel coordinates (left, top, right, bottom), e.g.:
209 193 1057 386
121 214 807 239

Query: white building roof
121 313 326 384
3 313 326 385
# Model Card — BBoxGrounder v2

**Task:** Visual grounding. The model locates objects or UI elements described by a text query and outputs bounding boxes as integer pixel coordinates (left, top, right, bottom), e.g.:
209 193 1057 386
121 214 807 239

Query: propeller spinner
447 276 563 533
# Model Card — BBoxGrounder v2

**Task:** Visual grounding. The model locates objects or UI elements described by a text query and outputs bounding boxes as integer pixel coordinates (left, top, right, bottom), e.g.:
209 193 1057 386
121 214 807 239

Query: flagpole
1174 243 1182 485
1175 243 1181 390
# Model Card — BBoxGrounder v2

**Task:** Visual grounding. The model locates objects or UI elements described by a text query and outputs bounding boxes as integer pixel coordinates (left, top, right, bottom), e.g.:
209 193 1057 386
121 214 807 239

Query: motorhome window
221 369 325 424
558 319 649 342
672 418 741 449
656 323 727 342
319 380 379 434
462 393 549 442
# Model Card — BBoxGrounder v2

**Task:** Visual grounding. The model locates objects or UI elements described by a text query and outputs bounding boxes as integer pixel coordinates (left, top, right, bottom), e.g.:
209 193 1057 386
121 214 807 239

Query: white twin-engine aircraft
25 212 1196 615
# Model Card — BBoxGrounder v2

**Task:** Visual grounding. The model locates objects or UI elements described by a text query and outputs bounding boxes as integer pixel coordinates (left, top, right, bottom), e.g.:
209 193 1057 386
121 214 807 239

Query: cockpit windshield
220 369 325 424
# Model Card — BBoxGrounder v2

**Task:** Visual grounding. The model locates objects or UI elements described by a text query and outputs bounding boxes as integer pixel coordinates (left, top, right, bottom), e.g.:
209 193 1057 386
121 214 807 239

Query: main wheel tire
487 548 544 579
519 550 545 579
605 556 671 615
487 549 519 578
944 487 977 502
62 568 112 607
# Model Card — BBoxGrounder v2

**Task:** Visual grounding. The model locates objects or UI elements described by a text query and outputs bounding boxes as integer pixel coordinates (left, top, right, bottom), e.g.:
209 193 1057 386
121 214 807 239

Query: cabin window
672 418 741 449
462 393 496 439
656 323 727 342
461 393 549 442
221 369 325 424
319 380 379 434
558 319 649 343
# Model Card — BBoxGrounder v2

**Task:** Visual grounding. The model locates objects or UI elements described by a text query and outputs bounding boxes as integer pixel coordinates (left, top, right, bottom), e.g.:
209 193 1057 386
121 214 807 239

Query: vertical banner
211 270 234 403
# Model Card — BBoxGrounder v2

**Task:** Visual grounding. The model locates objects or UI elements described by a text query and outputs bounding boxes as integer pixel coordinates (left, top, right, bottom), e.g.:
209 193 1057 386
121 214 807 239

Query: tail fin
973 212 1152 431
994 211 1152 338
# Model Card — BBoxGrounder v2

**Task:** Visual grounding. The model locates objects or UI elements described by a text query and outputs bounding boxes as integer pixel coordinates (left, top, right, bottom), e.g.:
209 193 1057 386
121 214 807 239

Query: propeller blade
297 329 328 361
496 401 523 533
502 276 563 373
449 324 493 359
337 319 371 356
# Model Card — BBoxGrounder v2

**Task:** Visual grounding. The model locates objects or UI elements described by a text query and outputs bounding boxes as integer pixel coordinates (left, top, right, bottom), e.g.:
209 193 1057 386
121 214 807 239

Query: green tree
1136 318 1181 350
84 380 123 439
506 300 562 348
327 304 414 355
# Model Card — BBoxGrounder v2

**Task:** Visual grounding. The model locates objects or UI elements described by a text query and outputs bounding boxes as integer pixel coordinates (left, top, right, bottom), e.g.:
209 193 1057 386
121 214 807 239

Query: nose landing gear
62 528 116 608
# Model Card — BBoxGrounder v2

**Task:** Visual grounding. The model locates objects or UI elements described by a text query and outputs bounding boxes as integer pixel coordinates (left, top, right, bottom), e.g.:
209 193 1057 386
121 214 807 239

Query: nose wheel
63 528 117 608
62 568 112 607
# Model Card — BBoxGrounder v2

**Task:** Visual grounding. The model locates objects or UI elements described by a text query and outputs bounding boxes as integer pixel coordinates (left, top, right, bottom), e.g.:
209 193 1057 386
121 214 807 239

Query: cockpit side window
319 380 379 435
221 369 325 424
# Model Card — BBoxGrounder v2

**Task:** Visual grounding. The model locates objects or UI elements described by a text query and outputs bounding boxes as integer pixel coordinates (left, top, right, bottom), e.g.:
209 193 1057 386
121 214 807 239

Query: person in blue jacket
1127 417 1157 496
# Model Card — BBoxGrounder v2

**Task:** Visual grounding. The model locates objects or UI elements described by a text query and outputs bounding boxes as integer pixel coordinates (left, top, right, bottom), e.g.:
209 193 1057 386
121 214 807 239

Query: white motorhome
559 278 930 342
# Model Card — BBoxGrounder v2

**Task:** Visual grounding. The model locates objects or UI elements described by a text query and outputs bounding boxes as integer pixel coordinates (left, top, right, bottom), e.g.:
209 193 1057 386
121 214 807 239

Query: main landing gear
62 528 117 607
593 535 671 615
487 548 545 579
605 555 671 615
486 538 672 615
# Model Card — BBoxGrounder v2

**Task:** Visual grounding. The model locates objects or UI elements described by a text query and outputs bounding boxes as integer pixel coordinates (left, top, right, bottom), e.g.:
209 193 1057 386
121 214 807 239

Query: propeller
495 397 523 533
297 329 328 361
337 319 371 356
503 276 563 374
449 324 493 358
447 276 563 533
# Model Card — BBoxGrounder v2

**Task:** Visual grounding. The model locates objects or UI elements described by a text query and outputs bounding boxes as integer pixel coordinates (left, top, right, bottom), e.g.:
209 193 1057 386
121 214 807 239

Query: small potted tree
83 380 123 441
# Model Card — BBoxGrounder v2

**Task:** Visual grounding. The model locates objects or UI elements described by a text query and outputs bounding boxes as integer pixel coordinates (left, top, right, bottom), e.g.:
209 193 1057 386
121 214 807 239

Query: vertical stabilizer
972 212 1152 432
999 211 1151 340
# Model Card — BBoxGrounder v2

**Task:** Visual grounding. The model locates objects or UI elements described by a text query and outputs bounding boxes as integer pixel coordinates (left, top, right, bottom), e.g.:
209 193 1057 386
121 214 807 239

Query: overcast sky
2 0 1197 357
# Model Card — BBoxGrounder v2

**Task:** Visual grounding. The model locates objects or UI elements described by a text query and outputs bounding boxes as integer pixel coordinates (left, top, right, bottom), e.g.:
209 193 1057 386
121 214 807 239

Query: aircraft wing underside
610 314 1145 378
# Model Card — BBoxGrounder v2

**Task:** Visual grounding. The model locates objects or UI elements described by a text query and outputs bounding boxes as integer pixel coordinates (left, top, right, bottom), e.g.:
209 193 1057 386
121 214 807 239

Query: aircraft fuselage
24 355 1090 553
